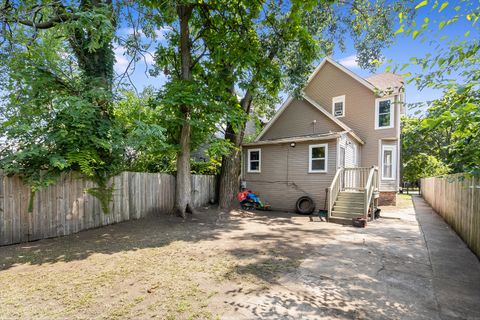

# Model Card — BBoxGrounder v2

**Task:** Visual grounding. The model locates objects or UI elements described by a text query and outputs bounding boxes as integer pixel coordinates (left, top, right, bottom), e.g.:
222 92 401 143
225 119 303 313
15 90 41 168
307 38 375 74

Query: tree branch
16 13 78 29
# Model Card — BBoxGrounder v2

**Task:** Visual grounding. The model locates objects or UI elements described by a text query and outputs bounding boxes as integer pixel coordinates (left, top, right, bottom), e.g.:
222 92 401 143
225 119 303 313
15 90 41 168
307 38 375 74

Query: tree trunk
175 4 194 218
218 93 253 210
175 115 192 217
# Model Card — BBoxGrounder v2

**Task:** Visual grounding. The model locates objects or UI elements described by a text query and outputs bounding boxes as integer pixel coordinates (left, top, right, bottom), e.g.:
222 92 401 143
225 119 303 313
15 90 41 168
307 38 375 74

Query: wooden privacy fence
0 172 216 246
421 174 480 257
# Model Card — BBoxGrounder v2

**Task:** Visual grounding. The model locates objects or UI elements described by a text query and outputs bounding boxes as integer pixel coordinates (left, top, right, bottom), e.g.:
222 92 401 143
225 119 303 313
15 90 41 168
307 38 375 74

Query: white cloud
114 46 129 73
144 52 155 65
338 55 359 69
113 45 156 74
154 27 171 40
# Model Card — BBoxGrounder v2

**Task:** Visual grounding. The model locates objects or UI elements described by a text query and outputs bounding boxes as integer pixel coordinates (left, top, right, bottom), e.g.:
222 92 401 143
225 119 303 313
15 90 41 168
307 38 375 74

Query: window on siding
375 98 394 129
247 149 261 173
332 95 345 117
309 144 328 173
382 145 396 180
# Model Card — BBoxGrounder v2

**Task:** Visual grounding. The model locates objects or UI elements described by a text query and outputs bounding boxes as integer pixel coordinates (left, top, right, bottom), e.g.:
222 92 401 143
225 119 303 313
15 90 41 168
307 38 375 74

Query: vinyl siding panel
338 134 359 168
304 61 399 171
261 99 343 141
243 140 337 211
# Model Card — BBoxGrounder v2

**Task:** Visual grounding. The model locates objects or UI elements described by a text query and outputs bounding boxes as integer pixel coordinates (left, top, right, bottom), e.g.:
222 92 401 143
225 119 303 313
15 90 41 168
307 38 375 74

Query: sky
113 1 478 115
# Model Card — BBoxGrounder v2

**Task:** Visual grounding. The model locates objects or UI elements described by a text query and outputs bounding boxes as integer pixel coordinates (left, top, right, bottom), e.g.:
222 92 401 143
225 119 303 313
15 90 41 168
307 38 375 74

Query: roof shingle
365 72 404 94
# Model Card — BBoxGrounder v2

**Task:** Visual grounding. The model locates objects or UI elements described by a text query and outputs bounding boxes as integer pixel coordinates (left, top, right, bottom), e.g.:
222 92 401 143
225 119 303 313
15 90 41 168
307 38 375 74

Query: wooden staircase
327 167 379 225
332 191 364 217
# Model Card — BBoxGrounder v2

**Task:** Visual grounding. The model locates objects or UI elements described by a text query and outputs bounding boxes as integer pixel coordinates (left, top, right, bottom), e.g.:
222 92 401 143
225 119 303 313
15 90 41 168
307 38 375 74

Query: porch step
337 191 364 200
334 199 364 207
331 211 364 219
332 206 364 214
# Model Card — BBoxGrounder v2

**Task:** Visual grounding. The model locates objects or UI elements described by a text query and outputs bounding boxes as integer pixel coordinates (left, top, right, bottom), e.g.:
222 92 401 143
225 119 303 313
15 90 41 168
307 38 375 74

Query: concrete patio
1 194 479 319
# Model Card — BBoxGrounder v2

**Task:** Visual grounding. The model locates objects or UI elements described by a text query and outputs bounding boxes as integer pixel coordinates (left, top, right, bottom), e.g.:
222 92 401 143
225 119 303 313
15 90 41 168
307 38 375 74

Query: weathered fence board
0 172 216 246
421 174 480 257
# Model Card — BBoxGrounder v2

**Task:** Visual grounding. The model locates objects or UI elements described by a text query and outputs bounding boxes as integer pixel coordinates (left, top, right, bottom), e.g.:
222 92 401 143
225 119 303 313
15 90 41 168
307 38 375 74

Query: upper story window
375 97 394 129
247 148 261 173
309 143 328 173
332 95 345 118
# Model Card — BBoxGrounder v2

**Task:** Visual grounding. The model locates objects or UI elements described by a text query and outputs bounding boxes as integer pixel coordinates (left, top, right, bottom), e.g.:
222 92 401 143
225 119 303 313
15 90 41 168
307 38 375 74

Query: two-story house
242 57 404 222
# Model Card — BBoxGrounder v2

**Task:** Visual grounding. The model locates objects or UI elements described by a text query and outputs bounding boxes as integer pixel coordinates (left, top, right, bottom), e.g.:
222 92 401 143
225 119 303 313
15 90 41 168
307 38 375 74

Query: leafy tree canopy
396 0 479 177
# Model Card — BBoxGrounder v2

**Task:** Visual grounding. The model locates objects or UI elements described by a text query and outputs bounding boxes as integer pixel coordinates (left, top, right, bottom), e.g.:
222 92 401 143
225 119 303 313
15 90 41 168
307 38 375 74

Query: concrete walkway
220 196 480 319
413 195 480 320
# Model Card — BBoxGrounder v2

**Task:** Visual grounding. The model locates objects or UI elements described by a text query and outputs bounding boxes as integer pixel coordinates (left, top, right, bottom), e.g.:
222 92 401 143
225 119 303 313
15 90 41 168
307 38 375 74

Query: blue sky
113 1 478 113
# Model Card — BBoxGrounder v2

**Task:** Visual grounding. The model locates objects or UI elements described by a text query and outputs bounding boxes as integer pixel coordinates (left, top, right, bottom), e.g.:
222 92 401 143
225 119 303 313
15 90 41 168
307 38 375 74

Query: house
241 57 404 222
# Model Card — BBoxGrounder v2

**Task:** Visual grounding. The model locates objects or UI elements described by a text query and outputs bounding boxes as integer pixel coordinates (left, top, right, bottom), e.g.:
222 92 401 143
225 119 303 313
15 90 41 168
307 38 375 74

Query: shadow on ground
1 195 467 319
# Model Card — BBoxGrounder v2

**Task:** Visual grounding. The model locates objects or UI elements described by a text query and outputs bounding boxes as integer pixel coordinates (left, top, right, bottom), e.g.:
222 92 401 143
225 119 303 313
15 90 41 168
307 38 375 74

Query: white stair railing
328 168 344 220
364 166 379 220
343 167 371 191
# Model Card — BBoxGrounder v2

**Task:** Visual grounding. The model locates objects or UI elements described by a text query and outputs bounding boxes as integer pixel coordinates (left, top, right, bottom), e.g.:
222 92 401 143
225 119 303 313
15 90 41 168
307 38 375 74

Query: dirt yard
0 195 472 319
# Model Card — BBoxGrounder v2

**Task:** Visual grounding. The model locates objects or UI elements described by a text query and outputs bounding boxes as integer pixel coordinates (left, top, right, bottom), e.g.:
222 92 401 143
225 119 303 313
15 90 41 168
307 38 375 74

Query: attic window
332 95 345 117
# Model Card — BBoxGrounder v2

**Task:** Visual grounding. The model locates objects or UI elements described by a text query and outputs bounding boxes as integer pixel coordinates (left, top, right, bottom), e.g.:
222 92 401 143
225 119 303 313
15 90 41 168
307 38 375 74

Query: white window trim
381 145 396 180
247 148 261 173
332 95 345 118
309 143 328 173
375 97 395 130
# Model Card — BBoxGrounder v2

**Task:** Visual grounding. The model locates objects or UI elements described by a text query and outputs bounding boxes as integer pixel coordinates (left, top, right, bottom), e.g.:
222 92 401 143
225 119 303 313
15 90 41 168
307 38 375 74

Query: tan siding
304 61 399 170
261 99 343 140
243 140 337 211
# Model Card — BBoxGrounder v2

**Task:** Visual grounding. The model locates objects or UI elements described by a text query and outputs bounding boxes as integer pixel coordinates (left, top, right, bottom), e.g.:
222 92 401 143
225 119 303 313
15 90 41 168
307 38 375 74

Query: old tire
296 196 315 215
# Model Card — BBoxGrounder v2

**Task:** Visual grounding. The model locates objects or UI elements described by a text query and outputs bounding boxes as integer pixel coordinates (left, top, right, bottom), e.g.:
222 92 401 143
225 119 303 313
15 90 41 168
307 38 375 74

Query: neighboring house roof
366 72 404 95
244 132 344 146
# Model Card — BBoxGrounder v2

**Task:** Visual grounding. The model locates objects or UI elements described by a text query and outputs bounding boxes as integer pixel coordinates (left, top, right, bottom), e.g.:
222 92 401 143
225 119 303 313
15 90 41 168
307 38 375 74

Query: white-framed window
309 143 328 173
247 148 261 173
381 145 396 180
375 97 394 129
332 95 345 117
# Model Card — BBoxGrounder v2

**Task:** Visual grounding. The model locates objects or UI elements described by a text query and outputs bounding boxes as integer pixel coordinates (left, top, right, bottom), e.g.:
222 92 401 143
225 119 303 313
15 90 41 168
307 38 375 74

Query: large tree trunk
175 115 192 217
218 93 253 209
175 5 194 218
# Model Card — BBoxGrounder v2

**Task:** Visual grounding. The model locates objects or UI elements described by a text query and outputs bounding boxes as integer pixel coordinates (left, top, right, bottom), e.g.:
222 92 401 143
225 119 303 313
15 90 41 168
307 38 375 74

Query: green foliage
114 88 174 173
114 87 229 174
421 86 480 176
397 0 479 177
403 154 450 182
0 0 121 212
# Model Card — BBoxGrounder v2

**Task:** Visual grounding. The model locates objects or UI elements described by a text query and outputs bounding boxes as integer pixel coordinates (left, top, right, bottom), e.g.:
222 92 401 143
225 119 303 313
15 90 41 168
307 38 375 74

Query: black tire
296 196 315 215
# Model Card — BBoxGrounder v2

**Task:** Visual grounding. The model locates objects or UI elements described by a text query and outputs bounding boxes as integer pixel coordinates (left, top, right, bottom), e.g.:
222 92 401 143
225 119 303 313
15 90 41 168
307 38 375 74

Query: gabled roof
303 95 365 145
244 132 343 146
252 57 405 146
254 94 364 145
306 57 377 92
254 95 294 142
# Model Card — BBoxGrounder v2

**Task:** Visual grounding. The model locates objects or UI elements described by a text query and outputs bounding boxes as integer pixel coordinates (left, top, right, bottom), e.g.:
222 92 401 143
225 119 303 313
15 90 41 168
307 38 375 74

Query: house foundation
379 191 397 206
